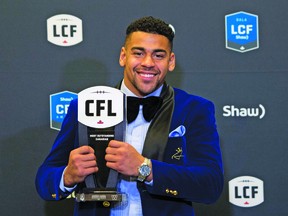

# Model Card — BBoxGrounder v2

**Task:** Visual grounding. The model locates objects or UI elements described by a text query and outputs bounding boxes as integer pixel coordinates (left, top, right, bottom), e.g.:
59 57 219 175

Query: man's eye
133 52 143 56
154 53 165 59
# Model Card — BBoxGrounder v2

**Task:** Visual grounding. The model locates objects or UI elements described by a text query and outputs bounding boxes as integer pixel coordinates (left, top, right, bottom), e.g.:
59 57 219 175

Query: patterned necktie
127 96 163 123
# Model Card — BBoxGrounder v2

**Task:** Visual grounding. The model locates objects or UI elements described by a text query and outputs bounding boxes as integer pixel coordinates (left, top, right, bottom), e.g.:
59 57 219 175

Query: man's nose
141 55 155 67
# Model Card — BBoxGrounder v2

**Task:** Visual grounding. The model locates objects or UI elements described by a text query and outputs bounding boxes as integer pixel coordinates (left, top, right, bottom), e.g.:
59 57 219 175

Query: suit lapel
142 84 174 161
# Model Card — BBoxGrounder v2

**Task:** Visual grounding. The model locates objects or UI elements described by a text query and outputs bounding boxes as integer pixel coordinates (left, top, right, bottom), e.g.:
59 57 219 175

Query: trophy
75 86 126 207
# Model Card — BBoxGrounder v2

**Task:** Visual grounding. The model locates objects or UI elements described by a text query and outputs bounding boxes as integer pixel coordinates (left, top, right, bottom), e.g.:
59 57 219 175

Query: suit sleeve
35 100 78 201
145 99 224 204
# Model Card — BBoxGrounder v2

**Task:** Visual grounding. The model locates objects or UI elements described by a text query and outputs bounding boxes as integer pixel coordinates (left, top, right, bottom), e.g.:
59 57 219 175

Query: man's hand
64 146 98 187
105 140 144 177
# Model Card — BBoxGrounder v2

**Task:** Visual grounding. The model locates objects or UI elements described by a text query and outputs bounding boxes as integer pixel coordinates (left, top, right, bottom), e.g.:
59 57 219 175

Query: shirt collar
120 80 163 98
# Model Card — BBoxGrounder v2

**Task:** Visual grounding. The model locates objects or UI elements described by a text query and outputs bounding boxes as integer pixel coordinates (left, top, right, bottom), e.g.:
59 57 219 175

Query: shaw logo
229 176 264 207
50 91 78 130
223 104 265 119
47 14 83 46
78 86 125 129
225 11 259 53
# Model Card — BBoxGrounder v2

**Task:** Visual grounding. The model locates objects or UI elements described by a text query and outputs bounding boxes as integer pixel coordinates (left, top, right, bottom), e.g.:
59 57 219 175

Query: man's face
119 31 175 97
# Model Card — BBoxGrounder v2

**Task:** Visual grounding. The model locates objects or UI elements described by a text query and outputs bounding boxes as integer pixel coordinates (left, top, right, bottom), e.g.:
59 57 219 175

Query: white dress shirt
110 82 162 216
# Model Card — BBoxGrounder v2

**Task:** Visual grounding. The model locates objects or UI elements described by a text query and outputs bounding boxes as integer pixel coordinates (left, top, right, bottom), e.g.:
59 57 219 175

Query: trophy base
75 188 123 204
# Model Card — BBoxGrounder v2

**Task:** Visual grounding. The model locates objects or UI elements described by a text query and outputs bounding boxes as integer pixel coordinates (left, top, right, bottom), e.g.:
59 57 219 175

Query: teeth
140 73 154 78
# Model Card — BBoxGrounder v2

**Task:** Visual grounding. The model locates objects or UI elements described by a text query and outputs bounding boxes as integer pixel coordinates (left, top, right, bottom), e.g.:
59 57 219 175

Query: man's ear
168 52 176 72
119 47 126 67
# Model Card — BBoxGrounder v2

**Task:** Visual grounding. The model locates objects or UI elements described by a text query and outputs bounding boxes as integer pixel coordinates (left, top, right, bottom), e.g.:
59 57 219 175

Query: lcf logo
50 91 78 130
47 14 83 46
225 11 259 53
229 176 264 207
78 86 125 129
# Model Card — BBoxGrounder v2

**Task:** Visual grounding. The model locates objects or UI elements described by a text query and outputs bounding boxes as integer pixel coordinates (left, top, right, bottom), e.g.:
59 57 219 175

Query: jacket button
165 189 178 196
171 190 178 196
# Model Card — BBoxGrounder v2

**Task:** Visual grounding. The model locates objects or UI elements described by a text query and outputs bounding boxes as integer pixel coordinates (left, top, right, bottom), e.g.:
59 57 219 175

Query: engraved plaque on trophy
75 86 126 207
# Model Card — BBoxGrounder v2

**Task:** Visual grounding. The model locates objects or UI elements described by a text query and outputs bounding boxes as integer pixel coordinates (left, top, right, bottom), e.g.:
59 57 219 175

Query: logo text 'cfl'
78 86 124 129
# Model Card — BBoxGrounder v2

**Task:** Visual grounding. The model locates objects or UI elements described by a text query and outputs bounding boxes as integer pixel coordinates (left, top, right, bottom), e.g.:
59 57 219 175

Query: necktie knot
127 96 163 123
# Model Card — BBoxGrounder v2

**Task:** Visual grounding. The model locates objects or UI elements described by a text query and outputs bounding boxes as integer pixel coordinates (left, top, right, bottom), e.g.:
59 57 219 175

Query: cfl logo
225 11 259 53
78 86 125 129
47 14 83 46
229 176 264 207
50 91 78 131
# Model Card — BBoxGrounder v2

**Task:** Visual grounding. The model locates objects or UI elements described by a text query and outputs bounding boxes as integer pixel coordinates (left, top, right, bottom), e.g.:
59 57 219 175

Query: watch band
137 158 151 182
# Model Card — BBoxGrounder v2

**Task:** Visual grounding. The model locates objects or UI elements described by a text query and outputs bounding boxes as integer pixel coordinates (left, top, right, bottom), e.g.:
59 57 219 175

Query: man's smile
138 72 157 78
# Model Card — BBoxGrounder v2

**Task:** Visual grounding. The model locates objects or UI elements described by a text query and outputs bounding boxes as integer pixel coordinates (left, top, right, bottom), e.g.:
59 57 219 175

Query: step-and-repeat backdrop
1 1 287 215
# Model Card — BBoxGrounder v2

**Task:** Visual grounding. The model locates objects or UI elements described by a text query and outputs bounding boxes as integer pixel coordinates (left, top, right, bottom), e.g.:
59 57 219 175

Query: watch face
139 165 150 176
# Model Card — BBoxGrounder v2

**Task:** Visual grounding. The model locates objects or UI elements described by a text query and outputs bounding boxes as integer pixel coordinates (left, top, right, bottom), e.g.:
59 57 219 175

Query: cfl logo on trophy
229 176 264 207
78 86 124 129
50 91 78 130
225 11 259 53
47 14 83 46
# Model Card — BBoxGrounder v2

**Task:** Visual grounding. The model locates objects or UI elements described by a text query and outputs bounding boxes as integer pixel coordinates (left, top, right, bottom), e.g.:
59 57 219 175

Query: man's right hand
64 146 98 187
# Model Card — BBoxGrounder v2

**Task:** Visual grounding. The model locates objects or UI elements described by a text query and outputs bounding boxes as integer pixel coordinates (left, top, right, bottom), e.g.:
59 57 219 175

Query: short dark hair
125 16 175 49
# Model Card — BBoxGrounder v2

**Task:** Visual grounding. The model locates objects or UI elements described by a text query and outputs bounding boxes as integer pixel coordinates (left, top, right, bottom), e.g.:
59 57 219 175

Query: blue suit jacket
35 87 223 216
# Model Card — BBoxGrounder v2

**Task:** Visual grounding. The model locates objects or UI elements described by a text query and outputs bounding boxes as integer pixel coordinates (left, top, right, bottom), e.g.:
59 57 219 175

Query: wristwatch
137 158 151 182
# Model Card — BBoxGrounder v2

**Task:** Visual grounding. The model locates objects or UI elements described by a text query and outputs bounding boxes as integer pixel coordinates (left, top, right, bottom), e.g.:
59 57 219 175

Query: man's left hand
105 140 144 176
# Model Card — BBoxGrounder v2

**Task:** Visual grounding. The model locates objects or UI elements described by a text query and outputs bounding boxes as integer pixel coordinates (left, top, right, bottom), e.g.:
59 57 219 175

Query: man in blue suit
36 16 223 215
